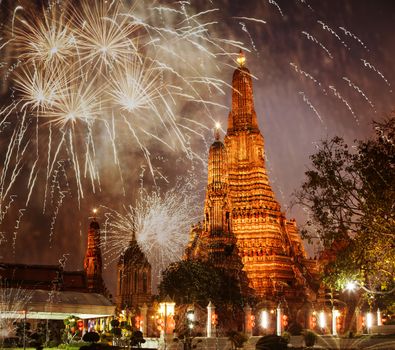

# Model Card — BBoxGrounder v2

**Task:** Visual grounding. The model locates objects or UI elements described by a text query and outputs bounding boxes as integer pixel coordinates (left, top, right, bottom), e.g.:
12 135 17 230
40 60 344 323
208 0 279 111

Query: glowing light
260 310 269 329
319 311 326 329
345 280 357 292
366 312 373 330
236 50 246 67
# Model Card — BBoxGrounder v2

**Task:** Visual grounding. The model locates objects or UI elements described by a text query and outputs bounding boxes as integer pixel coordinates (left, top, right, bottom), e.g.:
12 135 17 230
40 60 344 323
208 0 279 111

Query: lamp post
260 310 269 331
332 307 339 336
159 296 175 350
276 304 281 336
366 312 373 334
23 309 27 350
318 310 326 331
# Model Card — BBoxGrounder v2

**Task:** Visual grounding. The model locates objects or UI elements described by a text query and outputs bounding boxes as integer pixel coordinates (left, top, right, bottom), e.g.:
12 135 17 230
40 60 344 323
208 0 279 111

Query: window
143 272 148 293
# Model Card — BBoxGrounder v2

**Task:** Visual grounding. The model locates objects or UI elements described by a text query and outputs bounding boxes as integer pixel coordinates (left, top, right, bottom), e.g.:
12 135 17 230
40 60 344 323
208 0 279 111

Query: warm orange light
236 50 246 67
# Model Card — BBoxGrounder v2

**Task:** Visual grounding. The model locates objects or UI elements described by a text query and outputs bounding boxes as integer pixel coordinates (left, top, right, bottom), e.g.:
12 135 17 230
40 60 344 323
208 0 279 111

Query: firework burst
0 283 32 340
102 183 201 287
0 0 241 214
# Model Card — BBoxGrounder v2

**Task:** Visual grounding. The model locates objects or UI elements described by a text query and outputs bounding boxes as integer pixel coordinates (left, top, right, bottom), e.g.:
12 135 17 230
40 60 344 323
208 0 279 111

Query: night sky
0 0 394 294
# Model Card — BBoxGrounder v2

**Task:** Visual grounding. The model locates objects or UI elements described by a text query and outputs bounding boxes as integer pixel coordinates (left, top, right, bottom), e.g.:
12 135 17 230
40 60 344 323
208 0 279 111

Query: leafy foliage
296 117 395 297
227 330 248 349
158 259 255 330
158 260 247 307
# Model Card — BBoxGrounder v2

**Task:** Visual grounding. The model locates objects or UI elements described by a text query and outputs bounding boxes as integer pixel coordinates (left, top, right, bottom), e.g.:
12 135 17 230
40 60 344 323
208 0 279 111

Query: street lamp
260 310 269 330
366 312 373 333
187 308 195 328
318 311 326 330
159 296 175 350
345 281 357 292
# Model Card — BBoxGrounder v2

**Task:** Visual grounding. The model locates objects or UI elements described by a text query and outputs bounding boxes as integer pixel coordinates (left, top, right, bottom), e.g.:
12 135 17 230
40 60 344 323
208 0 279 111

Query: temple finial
236 50 246 67
214 122 221 140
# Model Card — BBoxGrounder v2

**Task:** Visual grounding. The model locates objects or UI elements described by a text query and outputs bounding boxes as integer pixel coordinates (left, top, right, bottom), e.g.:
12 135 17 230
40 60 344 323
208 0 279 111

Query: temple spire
214 122 221 140
84 209 105 293
236 50 246 67
227 51 259 132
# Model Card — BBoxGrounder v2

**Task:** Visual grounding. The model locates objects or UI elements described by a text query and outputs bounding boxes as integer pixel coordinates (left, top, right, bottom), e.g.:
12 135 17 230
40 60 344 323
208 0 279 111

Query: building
0 215 114 323
185 52 319 322
83 214 106 294
116 234 152 311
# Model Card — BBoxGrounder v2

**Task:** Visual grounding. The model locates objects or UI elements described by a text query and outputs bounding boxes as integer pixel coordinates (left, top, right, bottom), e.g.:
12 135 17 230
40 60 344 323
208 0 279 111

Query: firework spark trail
361 58 392 92
233 17 267 25
12 209 25 254
329 85 359 124
299 91 324 124
342 76 375 111
47 253 69 303
290 62 327 94
102 184 201 287
339 26 369 50
301 31 333 59
317 20 349 50
296 0 314 12
238 22 258 53
268 0 284 17
0 113 30 224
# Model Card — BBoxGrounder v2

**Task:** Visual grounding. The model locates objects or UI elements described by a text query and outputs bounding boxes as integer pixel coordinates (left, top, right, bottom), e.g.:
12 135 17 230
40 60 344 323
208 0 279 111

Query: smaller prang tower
83 210 105 293
185 126 247 285
116 234 152 310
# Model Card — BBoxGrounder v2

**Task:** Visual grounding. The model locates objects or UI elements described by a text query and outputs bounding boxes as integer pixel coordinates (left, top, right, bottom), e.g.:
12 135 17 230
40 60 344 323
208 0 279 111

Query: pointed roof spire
227 51 259 132
214 122 221 140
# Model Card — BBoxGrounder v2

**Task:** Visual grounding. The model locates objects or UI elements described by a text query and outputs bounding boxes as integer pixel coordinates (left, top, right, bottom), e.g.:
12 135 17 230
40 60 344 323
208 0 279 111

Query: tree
158 260 255 330
295 117 395 297
158 260 246 307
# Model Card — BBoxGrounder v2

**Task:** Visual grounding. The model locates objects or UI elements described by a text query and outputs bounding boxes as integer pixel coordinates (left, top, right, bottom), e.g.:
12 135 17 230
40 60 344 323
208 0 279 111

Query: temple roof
119 238 150 268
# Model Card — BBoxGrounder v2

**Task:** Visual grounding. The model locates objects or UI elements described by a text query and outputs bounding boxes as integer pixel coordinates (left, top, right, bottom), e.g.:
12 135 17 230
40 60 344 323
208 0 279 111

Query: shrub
256 335 288 350
227 331 249 349
303 330 317 347
287 322 303 335
83 332 100 343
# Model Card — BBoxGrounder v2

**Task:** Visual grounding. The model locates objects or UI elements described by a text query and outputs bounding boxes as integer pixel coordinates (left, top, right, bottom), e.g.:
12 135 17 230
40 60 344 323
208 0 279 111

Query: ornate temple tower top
228 51 259 133
204 125 231 236
83 210 105 293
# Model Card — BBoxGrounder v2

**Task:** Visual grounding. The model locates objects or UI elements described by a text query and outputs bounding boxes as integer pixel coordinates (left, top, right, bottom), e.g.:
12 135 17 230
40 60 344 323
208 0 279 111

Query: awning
0 289 115 320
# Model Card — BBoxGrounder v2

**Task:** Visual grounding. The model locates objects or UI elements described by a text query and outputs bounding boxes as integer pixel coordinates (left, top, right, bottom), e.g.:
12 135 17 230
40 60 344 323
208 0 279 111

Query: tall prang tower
186 52 317 314
83 210 105 293
224 52 310 302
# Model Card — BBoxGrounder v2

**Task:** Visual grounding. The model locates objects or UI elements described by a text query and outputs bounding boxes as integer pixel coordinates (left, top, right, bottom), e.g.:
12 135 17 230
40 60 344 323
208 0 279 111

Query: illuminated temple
185 52 318 317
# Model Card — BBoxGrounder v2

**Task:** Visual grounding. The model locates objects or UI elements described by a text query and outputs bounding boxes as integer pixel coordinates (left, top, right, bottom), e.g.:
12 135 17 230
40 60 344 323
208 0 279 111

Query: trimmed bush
256 335 288 350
